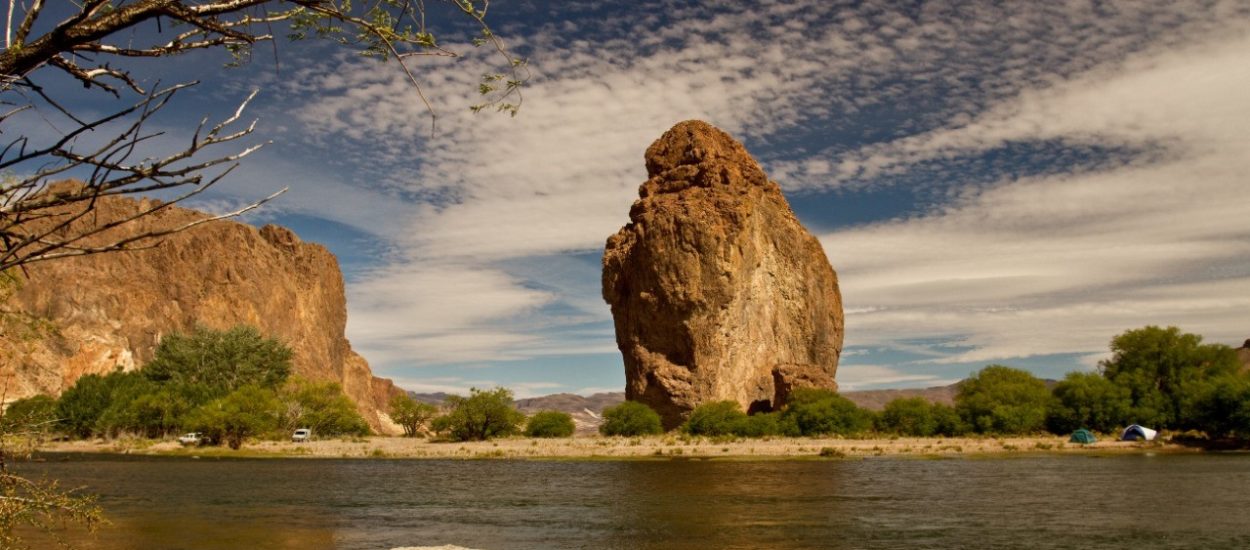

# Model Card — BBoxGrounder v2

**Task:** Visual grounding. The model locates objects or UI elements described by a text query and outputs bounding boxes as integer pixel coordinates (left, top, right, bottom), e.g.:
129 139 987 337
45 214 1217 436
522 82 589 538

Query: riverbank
38 434 1191 460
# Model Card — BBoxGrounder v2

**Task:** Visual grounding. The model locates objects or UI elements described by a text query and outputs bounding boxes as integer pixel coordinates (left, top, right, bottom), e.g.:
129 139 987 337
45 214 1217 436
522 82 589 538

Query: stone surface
0 186 400 433
602 120 844 428
1238 338 1250 373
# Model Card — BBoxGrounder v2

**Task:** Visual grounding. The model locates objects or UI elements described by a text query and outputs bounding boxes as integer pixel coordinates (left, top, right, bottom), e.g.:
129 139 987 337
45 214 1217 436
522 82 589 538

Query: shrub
599 401 663 436
683 401 747 436
736 411 793 437
525 411 575 438
781 388 874 436
278 379 370 437
878 397 939 436
389 394 439 437
431 387 524 441
186 385 281 449
955 365 1050 434
1100 326 1240 429
1190 374 1250 439
56 371 131 438
143 325 293 396
931 403 969 436
1 395 57 431
1046 371 1132 434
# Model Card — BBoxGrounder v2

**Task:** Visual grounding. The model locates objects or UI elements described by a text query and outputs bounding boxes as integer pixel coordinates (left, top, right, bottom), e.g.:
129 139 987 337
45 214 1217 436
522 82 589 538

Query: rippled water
17 453 1250 549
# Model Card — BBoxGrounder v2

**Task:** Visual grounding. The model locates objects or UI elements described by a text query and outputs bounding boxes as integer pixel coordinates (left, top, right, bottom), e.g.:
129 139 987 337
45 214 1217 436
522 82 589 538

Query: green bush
1046 371 1132 434
279 379 370 437
781 388 874 436
56 371 130 438
389 393 439 437
1100 326 1239 430
931 403 969 436
956 365 1050 434
878 397 939 436
1 394 57 431
431 387 524 441
186 385 281 449
599 401 663 436
683 400 748 436
525 411 575 438
736 411 794 437
1190 374 1250 439
143 325 293 397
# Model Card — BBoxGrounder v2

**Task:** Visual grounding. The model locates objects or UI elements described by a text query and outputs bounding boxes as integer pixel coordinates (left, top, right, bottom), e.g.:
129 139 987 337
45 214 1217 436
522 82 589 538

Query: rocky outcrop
602 121 844 428
1238 338 1250 373
0 185 400 432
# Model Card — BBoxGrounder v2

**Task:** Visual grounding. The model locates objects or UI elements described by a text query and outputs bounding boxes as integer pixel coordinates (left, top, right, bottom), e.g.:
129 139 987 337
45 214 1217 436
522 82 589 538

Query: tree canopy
955 365 1050 434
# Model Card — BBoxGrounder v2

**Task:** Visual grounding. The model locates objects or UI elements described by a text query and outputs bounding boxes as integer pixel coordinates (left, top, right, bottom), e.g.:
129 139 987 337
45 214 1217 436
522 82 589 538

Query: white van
292 428 311 442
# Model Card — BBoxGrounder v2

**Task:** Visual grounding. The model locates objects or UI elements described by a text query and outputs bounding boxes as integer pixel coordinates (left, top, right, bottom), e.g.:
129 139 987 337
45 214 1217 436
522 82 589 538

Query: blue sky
16 1 1250 397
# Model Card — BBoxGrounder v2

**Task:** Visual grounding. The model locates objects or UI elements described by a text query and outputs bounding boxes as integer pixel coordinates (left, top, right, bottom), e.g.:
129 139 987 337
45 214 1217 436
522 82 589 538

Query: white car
177 432 204 446
292 428 311 442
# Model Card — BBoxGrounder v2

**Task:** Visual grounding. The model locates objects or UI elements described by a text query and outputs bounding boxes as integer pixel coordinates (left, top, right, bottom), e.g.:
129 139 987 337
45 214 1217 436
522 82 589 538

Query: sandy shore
39 434 1189 460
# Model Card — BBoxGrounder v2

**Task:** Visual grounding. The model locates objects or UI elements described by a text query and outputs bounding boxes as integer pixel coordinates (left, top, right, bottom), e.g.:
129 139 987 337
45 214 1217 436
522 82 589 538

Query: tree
0 395 56 431
1100 326 1240 429
683 400 748 436
599 401 663 437
143 325 293 397
0 0 527 272
780 388 874 437
524 411 575 438
430 387 523 442
955 365 1051 434
1 400 102 548
388 394 437 437
277 379 369 437
186 384 280 449
55 370 132 438
878 397 939 437
1189 373 1250 439
1046 371 1132 434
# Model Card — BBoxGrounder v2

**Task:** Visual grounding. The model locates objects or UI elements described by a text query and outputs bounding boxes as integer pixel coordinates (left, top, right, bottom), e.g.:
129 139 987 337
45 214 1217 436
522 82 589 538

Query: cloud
835 364 957 391
822 31 1250 366
232 0 1250 381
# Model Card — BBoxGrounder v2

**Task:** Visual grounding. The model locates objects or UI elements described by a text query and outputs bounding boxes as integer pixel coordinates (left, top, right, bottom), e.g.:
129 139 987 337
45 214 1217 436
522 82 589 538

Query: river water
17 453 1250 549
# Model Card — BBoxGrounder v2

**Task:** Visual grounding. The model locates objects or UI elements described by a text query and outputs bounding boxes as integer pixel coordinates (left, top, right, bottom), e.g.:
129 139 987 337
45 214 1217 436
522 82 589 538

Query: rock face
602 121 844 428
1238 338 1250 373
0 186 400 433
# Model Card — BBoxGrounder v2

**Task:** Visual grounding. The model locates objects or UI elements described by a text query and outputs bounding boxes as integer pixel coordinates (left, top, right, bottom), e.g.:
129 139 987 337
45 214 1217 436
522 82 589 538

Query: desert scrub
525 411 575 438
819 447 845 458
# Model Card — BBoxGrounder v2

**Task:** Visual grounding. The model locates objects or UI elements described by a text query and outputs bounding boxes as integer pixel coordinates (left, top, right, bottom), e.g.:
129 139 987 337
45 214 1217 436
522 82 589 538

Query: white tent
1120 424 1158 441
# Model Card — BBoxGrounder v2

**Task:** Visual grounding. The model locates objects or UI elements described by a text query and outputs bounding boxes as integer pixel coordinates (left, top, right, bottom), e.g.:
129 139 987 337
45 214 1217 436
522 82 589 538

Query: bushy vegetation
525 411 576 438
683 400 748 436
599 401 663 436
48 325 369 447
877 397 968 437
389 394 439 437
1046 372 1132 434
781 388 875 436
955 365 1051 434
431 387 525 441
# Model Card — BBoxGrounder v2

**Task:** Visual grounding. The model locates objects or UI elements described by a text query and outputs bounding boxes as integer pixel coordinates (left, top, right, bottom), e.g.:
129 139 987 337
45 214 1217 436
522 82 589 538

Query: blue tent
1120 424 1157 441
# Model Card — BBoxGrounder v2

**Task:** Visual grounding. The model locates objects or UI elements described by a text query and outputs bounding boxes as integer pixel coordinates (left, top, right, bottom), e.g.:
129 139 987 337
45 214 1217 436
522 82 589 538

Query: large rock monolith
602 121 844 428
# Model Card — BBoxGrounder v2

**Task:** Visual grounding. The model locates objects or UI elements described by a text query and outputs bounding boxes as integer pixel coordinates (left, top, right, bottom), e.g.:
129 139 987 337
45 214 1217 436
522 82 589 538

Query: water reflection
17 453 1250 549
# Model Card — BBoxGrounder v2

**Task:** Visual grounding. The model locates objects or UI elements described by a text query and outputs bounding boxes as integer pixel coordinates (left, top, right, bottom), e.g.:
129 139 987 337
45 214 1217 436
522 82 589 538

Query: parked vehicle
178 432 204 446
292 428 311 442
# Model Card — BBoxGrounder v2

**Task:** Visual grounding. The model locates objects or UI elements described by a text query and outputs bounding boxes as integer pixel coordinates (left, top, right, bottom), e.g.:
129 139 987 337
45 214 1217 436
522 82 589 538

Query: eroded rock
0 186 400 433
602 121 844 428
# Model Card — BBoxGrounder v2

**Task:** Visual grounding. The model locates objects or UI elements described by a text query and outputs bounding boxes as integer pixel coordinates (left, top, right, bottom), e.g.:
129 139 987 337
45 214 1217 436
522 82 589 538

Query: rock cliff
1238 338 1250 373
0 184 400 432
602 121 844 428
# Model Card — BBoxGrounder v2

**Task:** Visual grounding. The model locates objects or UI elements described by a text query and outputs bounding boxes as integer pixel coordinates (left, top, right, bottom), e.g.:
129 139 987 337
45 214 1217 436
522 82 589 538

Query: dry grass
40 434 1186 460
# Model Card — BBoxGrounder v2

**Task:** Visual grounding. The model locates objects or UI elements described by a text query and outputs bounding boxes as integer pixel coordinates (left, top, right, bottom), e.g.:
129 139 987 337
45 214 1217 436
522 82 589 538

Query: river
17 453 1250 549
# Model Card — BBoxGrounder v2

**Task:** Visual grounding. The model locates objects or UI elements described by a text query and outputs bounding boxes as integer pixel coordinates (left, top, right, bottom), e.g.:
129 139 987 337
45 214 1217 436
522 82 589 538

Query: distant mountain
407 392 451 405
839 384 961 411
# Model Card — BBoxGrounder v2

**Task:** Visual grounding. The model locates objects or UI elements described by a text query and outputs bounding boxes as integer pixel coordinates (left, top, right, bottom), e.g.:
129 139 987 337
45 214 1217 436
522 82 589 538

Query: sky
14 0 1250 397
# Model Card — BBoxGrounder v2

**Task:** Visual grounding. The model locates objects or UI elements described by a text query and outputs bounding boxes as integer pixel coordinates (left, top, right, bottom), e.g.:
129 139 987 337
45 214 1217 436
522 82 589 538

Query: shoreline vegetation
38 434 1198 461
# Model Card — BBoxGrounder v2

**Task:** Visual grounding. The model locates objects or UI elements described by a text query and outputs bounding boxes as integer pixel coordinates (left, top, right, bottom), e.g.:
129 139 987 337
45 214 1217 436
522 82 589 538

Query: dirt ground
40 433 1186 460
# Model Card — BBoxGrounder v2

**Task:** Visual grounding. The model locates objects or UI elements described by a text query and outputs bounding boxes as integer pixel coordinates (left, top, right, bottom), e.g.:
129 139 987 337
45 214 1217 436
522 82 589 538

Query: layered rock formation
602 121 844 428
0 184 399 432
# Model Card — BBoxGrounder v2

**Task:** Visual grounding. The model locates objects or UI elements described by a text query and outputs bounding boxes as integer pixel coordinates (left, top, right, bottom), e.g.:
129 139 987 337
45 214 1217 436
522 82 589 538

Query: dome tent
1069 429 1096 444
1120 424 1157 441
